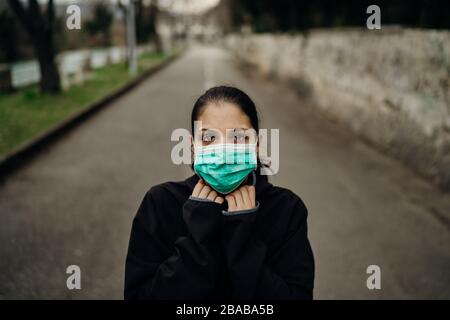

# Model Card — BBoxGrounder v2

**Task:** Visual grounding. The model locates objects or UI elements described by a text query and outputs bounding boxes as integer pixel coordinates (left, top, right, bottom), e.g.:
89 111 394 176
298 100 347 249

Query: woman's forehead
197 101 252 129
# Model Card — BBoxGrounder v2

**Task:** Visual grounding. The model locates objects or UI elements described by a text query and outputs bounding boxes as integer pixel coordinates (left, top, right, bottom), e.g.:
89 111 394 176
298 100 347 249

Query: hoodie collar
185 170 272 197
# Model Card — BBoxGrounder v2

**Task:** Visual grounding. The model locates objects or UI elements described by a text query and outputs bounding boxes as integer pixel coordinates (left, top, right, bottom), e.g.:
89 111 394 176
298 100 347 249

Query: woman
124 86 315 300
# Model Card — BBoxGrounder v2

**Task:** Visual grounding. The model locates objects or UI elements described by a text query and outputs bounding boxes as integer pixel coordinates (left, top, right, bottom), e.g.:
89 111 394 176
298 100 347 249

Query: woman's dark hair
191 86 259 134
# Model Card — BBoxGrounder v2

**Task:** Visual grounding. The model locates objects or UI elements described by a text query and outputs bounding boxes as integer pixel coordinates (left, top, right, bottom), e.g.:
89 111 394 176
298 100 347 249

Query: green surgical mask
194 143 258 194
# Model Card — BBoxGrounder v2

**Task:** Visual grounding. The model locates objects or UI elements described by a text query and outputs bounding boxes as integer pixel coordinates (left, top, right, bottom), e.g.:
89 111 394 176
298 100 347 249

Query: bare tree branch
29 0 42 18
7 0 46 36
46 0 55 36
48 0 55 22
7 0 32 34
7 0 61 93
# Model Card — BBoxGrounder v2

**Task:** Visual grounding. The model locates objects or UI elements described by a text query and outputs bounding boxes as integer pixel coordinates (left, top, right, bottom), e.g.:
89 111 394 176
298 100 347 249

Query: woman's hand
225 185 256 212
192 179 224 204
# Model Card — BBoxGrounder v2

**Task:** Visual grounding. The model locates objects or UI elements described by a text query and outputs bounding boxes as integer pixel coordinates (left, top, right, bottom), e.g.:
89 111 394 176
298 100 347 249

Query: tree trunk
34 35 61 94
149 4 163 54
7 0 61 94
37 54 61 94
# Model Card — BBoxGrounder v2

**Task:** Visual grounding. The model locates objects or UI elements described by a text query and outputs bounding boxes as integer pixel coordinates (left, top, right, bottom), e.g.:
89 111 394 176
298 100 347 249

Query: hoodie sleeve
221 196 315 300
124 188 223 300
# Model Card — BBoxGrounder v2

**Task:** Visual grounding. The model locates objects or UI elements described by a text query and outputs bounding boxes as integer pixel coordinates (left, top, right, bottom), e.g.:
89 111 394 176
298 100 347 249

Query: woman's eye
234 134 248 143
203 134 215 142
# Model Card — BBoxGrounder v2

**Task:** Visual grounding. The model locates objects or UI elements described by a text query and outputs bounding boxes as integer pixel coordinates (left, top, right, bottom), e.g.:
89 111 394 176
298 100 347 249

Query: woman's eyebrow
228 127 251 131
200 127 250 131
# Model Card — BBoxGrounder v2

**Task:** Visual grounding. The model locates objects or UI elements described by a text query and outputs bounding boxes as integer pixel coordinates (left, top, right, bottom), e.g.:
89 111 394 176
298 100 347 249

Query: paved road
1 44 449 299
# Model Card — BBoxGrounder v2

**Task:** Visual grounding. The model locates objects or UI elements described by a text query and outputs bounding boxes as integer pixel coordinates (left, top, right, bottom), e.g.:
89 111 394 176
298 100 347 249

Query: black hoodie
124 172 315 300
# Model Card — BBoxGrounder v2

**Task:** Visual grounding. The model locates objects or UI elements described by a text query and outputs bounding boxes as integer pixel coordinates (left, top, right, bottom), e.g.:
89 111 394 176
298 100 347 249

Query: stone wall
224 28 450 189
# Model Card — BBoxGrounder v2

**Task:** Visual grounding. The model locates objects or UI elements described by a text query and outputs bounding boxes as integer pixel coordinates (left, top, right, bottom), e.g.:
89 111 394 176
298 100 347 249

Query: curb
0 48 186 181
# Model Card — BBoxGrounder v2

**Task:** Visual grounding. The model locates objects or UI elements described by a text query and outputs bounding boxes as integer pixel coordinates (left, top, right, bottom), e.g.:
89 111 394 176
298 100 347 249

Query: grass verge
0 50 176 158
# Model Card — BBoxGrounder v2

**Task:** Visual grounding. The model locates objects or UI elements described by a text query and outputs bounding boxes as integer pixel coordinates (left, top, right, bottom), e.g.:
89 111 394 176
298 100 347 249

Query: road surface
0 44 449 299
